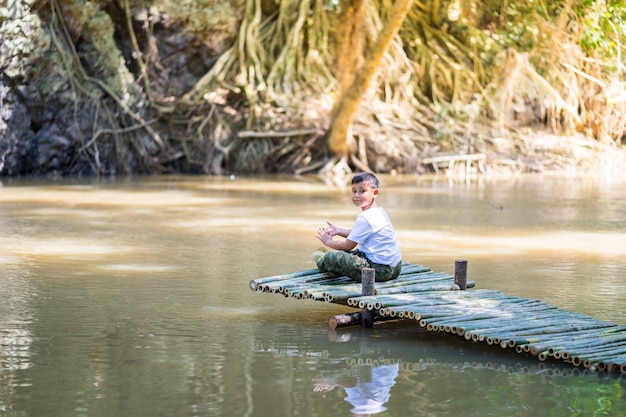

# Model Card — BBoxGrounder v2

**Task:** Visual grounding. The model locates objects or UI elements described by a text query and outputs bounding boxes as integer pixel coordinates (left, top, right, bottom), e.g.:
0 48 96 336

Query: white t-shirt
347 207 402 266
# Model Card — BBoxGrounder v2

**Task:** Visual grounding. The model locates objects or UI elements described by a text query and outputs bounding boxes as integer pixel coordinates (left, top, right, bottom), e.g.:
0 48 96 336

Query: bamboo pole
412 310 460 320
374 281 475 296
605 360 626 374
492 320 615 341
377 271 452 285
348 288 502 309
431 314 542 334
382 305 457 319
506 325 623 354
378 283 458 296
562 341 626 360
537 351 550 361
367 296 459 311
305 290 328 301
419 304 562 329
547 335 626 361
282 276 353 296
393 293 527 316
514 323 616 340
350 289 469 308
395 264 432 275
422 313 505 331
580 350 626 369
529 334 611 357
515 322 622 341
249 268 325 291
324 289 362 303
507 319 617 337
595 355 626 374
548 332 626 355
375 276 459 290
275 274 344 292
478 321 608 349
500 326 618 348
274 273 348 291
465 318 572 343
380 298 461 315
303 279 354 296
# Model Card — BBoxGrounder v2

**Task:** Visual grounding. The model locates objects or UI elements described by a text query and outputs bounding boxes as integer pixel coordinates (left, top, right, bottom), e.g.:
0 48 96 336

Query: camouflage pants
316 250 402 282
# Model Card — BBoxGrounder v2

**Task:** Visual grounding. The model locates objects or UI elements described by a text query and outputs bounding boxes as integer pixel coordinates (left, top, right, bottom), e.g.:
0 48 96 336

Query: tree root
48 0 166 175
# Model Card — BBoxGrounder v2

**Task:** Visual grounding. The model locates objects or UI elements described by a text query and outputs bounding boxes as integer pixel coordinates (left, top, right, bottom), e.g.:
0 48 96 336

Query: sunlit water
1 174 625 417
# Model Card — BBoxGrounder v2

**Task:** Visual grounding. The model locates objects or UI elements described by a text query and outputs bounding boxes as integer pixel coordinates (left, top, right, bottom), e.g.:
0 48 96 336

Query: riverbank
2 1 625 179
429 133 626 182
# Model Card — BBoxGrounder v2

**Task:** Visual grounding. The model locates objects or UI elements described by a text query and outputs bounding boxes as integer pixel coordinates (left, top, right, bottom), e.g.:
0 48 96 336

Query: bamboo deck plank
249 263 626 374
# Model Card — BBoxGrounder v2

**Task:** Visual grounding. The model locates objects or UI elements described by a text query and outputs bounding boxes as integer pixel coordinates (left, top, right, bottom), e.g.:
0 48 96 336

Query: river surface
1 174 625 417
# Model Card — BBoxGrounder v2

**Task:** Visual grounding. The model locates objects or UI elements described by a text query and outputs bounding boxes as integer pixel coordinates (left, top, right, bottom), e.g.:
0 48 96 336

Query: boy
313 172 402 282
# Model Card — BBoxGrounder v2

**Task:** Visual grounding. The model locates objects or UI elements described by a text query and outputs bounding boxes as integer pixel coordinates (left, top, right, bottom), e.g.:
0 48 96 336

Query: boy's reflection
314 363 399 416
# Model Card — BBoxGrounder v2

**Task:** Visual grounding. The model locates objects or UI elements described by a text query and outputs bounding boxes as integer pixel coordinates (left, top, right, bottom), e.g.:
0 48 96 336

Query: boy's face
351 180 378 211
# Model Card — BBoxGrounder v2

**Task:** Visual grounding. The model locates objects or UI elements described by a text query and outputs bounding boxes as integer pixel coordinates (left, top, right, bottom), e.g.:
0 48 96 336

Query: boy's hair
352 172 379 189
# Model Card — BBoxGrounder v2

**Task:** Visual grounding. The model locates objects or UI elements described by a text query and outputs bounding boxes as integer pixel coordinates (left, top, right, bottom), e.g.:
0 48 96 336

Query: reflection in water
254 322 626 417
1 175 626 417
314 363 398 415
0 264 35 374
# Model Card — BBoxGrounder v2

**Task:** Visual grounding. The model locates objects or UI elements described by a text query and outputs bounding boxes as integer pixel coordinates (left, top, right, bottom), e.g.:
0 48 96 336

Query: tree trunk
331 0 367 116
327 0 415 157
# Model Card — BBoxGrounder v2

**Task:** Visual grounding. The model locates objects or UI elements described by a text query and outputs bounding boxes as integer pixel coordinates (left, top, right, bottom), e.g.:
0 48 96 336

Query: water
1 174 625 417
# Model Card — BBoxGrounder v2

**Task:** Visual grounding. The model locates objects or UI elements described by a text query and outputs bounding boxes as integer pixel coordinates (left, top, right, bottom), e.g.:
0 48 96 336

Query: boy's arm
325 237 357 251
315 227 357 251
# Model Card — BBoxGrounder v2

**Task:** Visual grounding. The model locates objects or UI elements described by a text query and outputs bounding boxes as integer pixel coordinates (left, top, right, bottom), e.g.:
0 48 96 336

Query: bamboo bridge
249 262 626 375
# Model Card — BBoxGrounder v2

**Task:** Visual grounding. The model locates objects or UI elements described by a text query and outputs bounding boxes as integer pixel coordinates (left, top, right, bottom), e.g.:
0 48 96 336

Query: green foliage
53 0 141 104
153 0 242 35
0 2 50 80
64 1 121 77
485 0 626 65
579 0 626 64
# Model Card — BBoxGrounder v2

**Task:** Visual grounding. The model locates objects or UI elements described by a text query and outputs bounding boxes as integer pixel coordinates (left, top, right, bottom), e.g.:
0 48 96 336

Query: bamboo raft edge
249 261 626 374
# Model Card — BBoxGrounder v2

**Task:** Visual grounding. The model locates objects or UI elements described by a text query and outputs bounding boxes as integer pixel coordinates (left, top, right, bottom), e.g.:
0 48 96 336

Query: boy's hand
315 227 333 245
316 223 357 251
324 221 339 236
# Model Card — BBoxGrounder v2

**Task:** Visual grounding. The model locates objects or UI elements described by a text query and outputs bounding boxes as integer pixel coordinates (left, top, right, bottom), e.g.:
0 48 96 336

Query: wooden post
328 312 362 330
360 364 373 383
328 313 397 330
455 259 467 290
361 268 376 328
